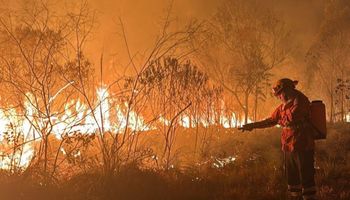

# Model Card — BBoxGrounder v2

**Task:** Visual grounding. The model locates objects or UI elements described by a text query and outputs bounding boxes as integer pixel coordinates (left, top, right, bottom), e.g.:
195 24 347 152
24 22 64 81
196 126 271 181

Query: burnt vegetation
0 0 349 200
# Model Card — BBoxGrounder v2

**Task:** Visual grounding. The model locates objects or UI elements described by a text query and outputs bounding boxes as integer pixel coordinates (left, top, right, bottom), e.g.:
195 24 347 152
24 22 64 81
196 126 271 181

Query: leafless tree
0 0 95 178
193 0 291 123
306 0 350 123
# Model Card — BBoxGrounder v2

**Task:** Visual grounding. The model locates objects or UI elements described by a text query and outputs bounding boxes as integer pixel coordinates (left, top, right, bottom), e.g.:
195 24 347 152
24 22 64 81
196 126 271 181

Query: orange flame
0 86 249 170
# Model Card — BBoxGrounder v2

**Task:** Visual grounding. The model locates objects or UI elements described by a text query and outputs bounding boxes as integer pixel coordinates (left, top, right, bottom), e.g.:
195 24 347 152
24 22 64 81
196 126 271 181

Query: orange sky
86 0 223 71
0 0 328 84
83 0 325 76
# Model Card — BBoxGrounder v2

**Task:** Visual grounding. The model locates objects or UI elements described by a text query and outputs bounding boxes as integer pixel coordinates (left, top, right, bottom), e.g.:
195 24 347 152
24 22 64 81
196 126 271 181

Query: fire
0 86 152 170
96 87 111 132
0 106 35 170
0 86 249 171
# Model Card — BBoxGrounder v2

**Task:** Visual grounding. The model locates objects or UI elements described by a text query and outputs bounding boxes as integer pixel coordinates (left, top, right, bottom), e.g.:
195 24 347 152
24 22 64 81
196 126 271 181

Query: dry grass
0 124 349 200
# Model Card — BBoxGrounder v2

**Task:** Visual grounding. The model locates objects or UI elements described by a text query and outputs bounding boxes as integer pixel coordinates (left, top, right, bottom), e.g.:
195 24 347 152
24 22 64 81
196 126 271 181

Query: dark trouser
285 151 317 200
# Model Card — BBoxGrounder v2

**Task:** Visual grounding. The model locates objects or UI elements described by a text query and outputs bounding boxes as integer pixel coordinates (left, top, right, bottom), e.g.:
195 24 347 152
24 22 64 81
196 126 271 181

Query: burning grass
0 124 349 200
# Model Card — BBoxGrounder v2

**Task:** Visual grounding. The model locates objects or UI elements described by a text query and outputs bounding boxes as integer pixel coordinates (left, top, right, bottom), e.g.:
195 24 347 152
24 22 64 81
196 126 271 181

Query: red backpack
310 100 327 140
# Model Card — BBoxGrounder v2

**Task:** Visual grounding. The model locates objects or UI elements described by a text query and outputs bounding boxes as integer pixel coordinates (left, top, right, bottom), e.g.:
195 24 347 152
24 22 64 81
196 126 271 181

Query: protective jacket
270 90 315 152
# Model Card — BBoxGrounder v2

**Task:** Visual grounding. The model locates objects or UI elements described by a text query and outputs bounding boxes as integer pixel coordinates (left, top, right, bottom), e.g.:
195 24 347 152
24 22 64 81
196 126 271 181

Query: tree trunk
254 86 258 121
341 84 344 122
244 91 249 124
330 91 334 123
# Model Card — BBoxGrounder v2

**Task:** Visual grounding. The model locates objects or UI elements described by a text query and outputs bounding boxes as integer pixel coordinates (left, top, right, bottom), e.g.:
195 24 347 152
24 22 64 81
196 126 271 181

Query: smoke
84 0 330 70
2 0 347 110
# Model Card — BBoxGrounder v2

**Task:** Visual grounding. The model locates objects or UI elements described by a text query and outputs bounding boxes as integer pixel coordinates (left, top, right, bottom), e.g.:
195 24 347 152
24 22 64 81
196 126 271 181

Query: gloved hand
238 123 255 132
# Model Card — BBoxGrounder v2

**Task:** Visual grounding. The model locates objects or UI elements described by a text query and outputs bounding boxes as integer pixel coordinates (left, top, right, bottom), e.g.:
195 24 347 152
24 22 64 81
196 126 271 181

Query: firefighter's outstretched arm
238 118 277 132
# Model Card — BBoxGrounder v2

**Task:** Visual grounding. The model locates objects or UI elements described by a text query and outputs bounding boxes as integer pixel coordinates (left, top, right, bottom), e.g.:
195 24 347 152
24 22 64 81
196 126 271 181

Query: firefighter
239 78 317 200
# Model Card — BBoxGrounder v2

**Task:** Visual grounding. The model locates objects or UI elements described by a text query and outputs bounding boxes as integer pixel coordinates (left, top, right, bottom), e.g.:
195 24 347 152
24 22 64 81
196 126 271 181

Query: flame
0 86 153 170
159 115 171 126
212 156 236 168
180 115 191 128
0 86 250 171
0 105 35 170
96 87 111 132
